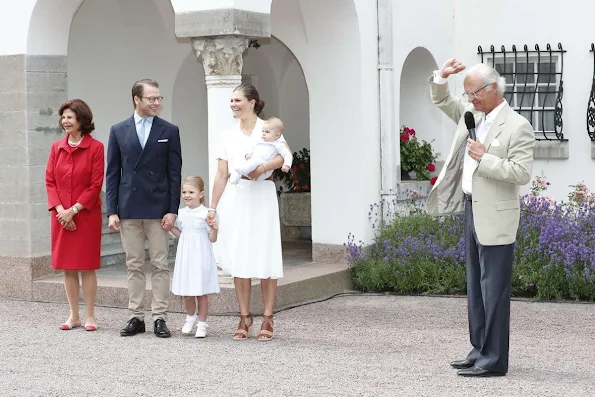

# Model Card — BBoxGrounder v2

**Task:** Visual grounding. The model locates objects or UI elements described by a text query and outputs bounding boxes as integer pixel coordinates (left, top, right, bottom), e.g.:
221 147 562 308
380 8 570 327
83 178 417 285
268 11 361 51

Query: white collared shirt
134 112 154 147
432 71 506 194
461 101 507 194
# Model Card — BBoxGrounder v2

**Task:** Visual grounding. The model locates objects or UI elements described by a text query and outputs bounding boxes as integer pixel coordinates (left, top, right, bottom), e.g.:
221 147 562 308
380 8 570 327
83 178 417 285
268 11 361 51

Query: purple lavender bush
348 179 595 300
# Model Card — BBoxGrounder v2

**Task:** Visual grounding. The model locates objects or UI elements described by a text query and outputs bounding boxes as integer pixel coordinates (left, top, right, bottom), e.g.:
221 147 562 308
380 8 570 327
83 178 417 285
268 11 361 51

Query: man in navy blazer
106 79 182 338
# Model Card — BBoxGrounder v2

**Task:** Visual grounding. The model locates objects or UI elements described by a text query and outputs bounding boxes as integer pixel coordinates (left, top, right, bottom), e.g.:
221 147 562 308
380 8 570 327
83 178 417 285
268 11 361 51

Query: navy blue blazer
106 115 182 219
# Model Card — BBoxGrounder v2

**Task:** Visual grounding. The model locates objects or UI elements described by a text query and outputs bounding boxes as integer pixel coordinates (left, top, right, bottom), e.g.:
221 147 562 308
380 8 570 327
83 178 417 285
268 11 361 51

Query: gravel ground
1 294 594 397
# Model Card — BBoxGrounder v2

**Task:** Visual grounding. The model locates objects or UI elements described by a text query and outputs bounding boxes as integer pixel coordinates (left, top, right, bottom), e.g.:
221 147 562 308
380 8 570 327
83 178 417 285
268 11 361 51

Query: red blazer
46 134 104 211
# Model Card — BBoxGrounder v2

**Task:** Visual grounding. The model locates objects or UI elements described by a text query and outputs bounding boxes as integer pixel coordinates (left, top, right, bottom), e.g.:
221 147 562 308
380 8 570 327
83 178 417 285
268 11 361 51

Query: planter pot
280 192 311 226
279 192 311 242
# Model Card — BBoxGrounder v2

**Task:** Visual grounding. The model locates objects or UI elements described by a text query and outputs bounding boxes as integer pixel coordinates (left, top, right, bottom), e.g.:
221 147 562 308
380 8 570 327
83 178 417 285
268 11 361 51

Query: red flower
303 184 309 190
299 163 305 169
430 176 438 185
400 133 410 142
426 163 436 172
295 185 301 191
408 128 416 136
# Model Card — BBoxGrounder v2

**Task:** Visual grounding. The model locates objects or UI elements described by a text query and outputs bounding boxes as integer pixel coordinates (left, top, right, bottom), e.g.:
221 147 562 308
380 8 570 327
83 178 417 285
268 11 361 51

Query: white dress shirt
134 112 154 148
432 71 507 194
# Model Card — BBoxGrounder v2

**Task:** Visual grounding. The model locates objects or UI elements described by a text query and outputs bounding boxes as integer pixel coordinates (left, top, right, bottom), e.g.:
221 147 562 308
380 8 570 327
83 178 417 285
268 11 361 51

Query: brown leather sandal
232 314 253 340
257 315 274 341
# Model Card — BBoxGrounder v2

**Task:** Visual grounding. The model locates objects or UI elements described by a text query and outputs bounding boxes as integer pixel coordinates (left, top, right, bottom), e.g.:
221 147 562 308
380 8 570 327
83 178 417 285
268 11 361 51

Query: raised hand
439 58 466 78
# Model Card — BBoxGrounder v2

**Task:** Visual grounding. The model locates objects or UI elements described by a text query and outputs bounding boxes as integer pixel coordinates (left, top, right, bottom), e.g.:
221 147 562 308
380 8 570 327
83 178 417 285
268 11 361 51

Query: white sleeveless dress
171 205 221 296
213 118 284 279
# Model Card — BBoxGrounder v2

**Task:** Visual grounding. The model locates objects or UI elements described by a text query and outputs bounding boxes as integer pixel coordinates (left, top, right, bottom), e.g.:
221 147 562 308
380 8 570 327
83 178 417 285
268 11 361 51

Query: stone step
101 227 122 246
100 243 126 268
32 261 352 314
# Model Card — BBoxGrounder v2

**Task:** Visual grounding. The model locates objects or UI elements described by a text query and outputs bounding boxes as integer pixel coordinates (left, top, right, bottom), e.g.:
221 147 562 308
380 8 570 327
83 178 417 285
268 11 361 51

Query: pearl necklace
68 137 82 147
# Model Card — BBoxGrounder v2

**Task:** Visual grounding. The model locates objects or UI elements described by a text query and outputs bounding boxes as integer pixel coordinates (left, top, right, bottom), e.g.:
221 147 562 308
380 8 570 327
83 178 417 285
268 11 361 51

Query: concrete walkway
1 295 594 396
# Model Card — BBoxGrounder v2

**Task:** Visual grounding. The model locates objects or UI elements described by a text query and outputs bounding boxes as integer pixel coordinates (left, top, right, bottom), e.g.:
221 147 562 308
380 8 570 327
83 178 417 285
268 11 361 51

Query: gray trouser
464 200 514 373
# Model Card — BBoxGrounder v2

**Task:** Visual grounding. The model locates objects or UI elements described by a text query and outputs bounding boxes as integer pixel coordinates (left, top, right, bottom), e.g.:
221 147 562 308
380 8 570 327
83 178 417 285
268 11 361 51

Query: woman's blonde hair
182 175 205 205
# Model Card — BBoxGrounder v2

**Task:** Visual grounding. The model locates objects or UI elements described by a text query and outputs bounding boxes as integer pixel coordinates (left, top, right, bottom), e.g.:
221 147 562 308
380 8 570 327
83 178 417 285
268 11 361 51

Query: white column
192 35 249 281
191 35 249 201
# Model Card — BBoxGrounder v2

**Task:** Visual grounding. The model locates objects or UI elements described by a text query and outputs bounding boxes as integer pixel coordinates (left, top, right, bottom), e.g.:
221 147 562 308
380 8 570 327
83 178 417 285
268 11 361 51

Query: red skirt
50 206 102 270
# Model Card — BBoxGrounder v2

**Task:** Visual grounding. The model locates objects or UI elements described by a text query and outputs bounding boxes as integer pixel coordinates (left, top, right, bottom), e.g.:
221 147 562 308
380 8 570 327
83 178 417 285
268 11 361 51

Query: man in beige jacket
427 59 535 377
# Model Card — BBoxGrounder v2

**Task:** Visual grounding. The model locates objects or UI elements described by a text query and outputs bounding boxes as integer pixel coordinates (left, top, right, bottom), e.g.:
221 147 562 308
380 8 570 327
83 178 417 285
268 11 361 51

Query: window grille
587 43 595 141
478 44 566 141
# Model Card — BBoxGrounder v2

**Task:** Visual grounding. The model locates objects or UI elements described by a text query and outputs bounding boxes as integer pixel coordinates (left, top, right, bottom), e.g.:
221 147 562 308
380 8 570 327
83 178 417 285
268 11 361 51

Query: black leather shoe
154 319 171 338
120 317 145 336
450 359 475 369
457 366 506 377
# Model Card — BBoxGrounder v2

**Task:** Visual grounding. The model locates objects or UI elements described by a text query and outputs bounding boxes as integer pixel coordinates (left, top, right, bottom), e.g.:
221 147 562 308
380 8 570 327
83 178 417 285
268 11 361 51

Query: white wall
392 0 457 167
0 0 37 55
450 0 595 201
244 36 310 154
272 0 381 245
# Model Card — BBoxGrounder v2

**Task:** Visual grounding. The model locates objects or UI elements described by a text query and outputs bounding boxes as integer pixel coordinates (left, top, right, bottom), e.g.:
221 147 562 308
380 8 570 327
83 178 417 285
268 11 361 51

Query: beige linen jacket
426 75 535 246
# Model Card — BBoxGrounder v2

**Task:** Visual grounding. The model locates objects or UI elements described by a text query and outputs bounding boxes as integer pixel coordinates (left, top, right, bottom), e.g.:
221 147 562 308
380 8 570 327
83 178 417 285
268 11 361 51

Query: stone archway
399 47 442 160
0 0 183 299
243 34 311 243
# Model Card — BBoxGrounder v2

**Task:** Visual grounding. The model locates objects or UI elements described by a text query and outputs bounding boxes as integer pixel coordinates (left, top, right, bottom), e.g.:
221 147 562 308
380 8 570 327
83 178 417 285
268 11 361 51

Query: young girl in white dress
170 176 220 338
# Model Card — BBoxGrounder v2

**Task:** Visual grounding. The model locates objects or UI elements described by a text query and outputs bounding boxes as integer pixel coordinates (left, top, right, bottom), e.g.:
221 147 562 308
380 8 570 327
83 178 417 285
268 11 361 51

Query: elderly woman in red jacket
45 99 104 331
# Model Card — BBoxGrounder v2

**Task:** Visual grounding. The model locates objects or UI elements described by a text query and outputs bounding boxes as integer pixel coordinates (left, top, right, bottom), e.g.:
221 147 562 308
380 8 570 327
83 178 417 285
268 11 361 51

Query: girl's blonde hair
182 176 205 205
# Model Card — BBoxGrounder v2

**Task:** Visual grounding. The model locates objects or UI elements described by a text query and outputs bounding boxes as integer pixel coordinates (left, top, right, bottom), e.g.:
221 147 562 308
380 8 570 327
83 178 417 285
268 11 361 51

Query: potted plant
274 148 310 193
399 126 438 183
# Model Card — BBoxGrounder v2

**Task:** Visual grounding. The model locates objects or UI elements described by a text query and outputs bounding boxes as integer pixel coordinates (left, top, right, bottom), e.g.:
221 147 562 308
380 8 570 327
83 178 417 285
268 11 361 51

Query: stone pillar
191 35 249 201
191 36 249 282
0 55 67 298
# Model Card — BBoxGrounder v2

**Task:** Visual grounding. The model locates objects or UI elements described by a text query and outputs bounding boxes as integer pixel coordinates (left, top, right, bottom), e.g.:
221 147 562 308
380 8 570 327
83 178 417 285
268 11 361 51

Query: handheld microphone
464 111 477 141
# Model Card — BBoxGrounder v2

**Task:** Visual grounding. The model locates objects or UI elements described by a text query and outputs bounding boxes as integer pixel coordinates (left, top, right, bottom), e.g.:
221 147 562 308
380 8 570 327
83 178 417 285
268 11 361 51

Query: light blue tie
138 118 147 149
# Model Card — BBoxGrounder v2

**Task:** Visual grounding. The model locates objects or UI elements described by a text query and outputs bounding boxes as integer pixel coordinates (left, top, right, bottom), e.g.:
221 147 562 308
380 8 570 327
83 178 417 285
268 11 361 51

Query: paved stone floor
1 294 594 396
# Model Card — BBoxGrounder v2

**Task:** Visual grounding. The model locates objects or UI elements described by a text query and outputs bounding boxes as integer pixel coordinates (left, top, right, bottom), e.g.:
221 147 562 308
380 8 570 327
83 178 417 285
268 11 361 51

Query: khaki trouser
120 219 170 322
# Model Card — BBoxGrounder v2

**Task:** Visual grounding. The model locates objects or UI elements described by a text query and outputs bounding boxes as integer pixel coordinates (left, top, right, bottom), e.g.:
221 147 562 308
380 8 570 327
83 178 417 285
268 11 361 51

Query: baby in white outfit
230 117 293 184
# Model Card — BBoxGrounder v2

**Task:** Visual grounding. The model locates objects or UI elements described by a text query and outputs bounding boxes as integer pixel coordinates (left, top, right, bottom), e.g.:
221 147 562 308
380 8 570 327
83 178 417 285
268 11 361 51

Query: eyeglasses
141 96 164 103
462 84 489 100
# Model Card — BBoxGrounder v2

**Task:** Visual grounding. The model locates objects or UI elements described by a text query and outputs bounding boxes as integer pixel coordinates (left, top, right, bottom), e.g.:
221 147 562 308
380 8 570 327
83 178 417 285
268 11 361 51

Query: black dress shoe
457 366 506 377
120 317 145 336
154 319 171 338
450 359 475 369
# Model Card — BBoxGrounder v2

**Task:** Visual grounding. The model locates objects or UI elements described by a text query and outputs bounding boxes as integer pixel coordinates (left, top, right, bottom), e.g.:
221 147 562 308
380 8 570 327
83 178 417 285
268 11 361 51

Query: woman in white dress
170 176 220 338
210 83 288 341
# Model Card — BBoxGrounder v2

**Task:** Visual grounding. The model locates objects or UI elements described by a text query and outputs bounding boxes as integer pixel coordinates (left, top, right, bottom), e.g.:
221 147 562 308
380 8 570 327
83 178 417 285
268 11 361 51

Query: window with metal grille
587 43 595 142
478 44 566 141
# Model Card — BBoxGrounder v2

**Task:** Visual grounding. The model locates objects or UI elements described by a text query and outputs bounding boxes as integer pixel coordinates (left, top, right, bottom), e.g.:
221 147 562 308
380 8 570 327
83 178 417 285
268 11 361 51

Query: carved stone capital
204 75 242 88
192 36 249 77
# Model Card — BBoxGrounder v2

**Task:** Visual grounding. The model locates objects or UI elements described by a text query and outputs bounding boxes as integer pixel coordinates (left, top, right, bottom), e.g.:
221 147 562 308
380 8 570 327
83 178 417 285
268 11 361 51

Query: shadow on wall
172 50 208 201
400 47 443 162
